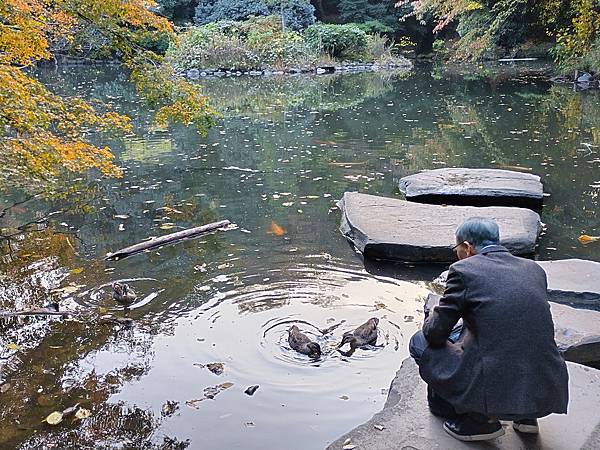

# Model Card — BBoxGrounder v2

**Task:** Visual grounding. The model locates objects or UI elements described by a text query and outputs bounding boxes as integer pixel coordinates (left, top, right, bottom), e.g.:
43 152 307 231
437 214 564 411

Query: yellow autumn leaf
70 267 84 274
75 408 92 420
45 411 63 425
6 343 21 351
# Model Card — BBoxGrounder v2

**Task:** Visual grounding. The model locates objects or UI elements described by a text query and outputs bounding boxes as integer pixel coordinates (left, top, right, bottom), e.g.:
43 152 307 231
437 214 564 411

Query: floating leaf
75 408 91 420
339 395 349 400
70 267 84 275
342 444 356 450
268 221 286 236
52 284 81 294
45 411 63 425
6 343 21 351
578 234 600 244
185 398 204 409
159 224 175 230
206 363 224 375
114 214 129 220
374 424 385 431
218 382 234 390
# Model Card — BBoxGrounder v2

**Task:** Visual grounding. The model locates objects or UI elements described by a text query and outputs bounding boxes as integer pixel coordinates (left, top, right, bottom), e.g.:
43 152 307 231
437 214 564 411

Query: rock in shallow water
539 259 600 306
398 168 544 208
326 358 600 450
338 192 541 263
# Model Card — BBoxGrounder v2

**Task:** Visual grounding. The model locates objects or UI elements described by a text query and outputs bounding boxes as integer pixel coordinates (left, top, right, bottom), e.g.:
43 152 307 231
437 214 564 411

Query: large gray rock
399 168 544 208
539 259 600 306
432 259 600 307
425 293 600 367
326 358 600 450
338 192 541 263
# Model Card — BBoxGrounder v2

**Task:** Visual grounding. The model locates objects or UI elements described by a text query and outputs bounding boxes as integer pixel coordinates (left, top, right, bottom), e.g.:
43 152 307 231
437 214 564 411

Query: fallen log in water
0 305 75 317
105 219 232 261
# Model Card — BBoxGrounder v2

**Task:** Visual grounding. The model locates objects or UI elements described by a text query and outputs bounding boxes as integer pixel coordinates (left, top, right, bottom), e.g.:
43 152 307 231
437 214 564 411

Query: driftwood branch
105 219 232 260
0 309 74 318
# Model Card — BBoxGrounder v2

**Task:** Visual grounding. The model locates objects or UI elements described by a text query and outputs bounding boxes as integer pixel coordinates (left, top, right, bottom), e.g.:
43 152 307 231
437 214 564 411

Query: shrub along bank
166 16 409 73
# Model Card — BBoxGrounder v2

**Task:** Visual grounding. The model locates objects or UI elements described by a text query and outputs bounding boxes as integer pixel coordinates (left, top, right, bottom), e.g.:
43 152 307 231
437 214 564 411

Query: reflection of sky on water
1 63 599 448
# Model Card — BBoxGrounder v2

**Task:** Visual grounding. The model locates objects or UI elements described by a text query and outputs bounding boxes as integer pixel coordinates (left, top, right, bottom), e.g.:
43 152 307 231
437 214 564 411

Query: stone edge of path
326 358 600 450
181 61 412 79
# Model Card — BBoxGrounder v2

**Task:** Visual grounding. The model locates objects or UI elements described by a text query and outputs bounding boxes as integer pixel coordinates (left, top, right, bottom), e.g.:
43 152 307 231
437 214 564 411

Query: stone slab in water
539 259 600 306
425 293 600 366
432 259 600 307
338 192 541 263
398 168 544 207
326 358 600 450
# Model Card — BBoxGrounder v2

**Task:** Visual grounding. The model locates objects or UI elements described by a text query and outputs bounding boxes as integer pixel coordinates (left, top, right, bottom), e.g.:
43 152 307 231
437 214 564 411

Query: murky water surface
1 63 599 449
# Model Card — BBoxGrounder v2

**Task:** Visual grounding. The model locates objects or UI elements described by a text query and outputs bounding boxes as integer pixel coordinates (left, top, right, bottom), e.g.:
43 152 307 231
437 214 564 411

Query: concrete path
326 358 600 450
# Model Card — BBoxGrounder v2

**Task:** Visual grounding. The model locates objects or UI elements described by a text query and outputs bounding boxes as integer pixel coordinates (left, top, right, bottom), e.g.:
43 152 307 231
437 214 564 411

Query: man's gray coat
419 245 569 419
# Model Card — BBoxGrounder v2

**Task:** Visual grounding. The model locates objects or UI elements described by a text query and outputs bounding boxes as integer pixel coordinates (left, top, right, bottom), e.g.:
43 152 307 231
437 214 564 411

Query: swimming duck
288 325 321 358
338 318 379 354
112 282 137 305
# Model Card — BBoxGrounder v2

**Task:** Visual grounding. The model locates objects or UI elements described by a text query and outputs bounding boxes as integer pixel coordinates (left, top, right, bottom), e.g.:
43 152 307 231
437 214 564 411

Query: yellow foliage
0 0 214 186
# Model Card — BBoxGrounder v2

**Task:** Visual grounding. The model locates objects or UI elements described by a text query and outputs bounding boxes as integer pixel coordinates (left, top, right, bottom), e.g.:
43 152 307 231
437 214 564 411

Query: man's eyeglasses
452 241 467 252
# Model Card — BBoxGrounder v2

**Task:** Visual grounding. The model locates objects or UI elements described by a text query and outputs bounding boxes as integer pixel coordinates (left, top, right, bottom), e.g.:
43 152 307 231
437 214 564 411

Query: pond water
1 62 599 449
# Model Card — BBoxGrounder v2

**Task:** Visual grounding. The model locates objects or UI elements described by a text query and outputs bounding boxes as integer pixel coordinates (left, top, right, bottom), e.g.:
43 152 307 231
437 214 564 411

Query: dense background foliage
399 0 600 71
167 15 404 70
155 0 600 70
194 0 316 30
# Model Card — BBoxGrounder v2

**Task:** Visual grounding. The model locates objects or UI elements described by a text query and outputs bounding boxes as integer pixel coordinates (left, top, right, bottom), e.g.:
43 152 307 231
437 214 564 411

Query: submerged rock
425 293 600 367
186 68 200 80
338 192 541 263
327 358 600 450
398 168 544 208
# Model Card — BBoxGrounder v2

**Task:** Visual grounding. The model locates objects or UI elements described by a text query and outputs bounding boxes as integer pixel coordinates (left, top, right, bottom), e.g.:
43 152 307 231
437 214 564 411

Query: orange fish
268 221 286 236
578 234 600 244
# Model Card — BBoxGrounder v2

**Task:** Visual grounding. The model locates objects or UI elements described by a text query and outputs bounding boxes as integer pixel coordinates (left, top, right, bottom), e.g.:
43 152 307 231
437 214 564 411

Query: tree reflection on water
1 63 599 448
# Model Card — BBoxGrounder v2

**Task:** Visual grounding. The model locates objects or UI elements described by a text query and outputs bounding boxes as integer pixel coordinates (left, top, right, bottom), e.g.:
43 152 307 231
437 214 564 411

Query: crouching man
409 217 569 441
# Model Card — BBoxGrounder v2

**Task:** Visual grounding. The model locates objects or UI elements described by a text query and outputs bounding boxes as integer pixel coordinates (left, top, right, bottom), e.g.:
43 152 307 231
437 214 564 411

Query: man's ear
465 242 477 256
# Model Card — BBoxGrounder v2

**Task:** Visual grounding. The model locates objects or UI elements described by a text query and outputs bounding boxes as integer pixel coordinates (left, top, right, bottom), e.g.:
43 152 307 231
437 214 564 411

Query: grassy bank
166 16 410 73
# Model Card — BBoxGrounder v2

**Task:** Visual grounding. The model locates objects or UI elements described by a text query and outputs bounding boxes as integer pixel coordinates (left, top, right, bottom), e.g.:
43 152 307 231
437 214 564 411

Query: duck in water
338 318 379 356
288 325 321 358
112 282 137 306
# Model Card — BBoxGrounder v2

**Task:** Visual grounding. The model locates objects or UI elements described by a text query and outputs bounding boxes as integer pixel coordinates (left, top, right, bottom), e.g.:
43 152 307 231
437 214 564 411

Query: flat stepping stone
425 293 600 367
432 259 600 307
539 259 600 306
326 358 600 450
338 192 541 263
398 168 544 208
